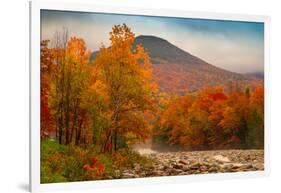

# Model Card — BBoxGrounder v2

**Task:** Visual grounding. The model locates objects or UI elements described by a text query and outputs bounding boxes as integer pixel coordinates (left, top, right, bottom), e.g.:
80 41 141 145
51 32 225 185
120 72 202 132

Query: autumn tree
49 35 93 145
247 86 264 148
219 90 250 148
157 95 194 146
81 78 110 146
208 98 227 146
40 40 55 138
185 87 227 149
94 24 157 152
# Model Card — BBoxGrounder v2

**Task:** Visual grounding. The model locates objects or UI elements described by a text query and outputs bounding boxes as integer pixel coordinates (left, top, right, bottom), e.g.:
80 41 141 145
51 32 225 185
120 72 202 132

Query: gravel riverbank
117 149 264 179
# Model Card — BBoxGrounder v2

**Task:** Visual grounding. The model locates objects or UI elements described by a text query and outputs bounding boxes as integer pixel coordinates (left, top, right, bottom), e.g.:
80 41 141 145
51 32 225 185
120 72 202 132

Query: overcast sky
41 10 264 74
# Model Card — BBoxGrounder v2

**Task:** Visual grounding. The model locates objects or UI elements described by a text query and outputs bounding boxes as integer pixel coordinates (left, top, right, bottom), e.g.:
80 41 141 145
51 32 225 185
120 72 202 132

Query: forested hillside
92 35 262 94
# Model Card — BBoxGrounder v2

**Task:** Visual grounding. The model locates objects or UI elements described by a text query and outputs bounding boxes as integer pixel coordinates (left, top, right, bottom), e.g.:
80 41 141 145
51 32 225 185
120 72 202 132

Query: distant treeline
154 85 264 150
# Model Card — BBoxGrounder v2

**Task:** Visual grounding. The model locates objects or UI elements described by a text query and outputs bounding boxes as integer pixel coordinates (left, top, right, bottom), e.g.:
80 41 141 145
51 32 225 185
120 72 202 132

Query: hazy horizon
41 10 264 74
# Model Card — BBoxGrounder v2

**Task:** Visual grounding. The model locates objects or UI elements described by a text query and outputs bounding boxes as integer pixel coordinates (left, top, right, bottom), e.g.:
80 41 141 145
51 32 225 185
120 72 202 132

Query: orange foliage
157 85 264 149
94 24 158 152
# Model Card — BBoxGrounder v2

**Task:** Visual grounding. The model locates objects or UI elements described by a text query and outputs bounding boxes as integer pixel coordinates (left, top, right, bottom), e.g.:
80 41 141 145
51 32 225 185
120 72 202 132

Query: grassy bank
41 139 153 183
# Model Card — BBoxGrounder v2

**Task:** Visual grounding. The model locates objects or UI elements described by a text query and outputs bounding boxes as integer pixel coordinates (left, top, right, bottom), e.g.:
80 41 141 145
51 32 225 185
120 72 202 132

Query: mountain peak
136 35 169 43
134 35 206 65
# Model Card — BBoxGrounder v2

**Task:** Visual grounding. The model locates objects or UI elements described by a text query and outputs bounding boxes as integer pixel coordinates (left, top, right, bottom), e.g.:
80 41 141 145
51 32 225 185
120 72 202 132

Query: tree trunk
101 129 112 153
114 130 117 151
58 103 64 144
75 117 83 145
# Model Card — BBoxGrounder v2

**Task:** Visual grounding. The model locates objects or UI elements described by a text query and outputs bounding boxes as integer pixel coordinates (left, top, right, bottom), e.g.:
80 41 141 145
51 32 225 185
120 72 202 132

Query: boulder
179 160 188 165
213 155 230 163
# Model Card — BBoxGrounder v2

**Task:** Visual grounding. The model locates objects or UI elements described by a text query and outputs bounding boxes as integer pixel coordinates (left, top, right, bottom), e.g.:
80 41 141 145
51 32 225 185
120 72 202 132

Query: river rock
122 173 135 178
240 164 253 170
189 162 201 170
200 165 208 172
253 163 264 170
231 163 244 169
114 170 121 178
179 160 188 165
213 155 230 163
179 172 189 175
135 149 264 178
171 168 183 175
208 166 219 173
173 164 184 169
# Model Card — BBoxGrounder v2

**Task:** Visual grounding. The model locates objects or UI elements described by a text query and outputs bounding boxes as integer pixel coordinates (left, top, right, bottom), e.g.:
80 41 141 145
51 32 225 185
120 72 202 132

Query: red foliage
208 92 228 101
40 40 54 138
91 157 98 166
83 156 106 179
97 163 105 173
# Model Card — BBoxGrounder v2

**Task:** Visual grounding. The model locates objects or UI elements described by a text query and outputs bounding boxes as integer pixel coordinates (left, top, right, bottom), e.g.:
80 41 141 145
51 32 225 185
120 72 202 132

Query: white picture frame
30 0 270 192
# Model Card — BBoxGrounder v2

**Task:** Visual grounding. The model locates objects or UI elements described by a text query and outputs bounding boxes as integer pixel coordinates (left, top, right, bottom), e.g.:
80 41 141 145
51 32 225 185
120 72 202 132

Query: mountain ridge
91 35 261 94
